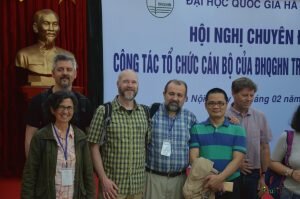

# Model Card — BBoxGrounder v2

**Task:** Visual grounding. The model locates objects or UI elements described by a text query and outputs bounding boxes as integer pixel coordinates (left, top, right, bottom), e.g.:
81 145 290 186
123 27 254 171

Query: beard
44 37 55 47
40 33 57 48
59 75 71 89
165 101 181 113
119 88 138 101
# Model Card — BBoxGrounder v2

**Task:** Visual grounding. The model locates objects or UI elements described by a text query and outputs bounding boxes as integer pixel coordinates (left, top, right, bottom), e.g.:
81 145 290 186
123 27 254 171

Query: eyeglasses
57 105 74 112
206 101 227 107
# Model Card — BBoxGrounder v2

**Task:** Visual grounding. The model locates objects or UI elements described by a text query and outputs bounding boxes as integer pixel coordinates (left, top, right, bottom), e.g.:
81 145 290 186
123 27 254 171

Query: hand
291 169 300 182
240 158 254 174
204 174 224 192
101 176 118 199
228 116 240 124
257 176 267 197
257 185 268 198
259 175 266 188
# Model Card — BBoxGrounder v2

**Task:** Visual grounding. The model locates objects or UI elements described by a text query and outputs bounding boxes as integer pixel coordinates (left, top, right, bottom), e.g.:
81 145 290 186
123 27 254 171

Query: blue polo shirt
190 118 246 181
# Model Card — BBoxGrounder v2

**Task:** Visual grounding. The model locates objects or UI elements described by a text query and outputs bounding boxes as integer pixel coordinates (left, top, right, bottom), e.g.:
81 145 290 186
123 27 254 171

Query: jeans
280 187 300 199
239 169 260 199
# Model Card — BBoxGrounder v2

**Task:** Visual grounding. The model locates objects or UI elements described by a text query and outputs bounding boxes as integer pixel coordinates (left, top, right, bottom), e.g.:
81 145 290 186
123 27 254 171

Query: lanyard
53 124 70 167
167 117 175 140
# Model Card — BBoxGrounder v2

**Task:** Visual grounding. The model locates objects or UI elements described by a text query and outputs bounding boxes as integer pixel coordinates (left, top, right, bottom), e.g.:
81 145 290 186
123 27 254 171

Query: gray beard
165 103 181 113
124 94 135 101
119 89 137 101
59 79 70 89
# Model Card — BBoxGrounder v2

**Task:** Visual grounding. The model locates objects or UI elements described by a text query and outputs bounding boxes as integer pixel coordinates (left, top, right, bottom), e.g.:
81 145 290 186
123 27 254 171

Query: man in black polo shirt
24 53 93 157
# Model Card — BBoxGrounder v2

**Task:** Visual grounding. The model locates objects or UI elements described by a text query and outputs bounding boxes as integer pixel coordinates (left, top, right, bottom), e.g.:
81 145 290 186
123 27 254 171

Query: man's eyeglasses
57 105 74 112
206 101 227 107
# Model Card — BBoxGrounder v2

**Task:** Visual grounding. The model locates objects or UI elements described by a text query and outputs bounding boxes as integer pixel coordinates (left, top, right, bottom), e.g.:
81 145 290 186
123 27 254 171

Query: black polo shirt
26 88 94 131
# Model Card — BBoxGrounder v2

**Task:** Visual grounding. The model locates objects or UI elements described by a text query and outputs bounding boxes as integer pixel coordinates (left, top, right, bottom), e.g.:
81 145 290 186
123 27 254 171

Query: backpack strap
99 102 112 146
140 103 160 131
140 104 151 143
99 102 159 146
140 104 150 121
284 130 294 166
149 103 160 118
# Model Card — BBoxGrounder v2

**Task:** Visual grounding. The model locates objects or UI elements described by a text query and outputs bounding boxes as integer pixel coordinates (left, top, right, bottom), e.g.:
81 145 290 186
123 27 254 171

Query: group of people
16 8 299 199
21 55 300 199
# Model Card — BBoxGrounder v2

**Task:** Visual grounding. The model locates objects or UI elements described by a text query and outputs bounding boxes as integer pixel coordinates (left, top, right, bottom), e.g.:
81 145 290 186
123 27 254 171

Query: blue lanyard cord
168 117 175 139
53 124 70 167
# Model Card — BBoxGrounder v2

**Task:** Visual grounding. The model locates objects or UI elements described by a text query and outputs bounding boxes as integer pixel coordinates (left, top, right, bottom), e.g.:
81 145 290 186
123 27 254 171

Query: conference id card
161 140 171 157
61 168 73 186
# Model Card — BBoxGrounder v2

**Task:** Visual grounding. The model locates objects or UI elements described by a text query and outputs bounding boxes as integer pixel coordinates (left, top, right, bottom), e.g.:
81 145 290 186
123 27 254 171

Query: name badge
61 168 73 186
161 140 171 157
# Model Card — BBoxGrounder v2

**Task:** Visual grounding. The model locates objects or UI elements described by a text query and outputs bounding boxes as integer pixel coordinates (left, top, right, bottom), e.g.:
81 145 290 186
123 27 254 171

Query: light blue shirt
146 104 197 172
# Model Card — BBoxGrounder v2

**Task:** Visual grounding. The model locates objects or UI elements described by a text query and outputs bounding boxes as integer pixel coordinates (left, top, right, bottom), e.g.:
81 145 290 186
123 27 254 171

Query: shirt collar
68 125 74 138
113 96 139 111
203 117 230 127
53 124 74 139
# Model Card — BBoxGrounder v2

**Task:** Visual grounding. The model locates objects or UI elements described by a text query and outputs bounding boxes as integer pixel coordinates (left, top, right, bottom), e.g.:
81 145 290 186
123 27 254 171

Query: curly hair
43 91 78 124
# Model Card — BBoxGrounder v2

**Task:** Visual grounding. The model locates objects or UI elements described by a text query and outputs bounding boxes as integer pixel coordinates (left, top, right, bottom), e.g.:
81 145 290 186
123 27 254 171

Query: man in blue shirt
145 79 197 199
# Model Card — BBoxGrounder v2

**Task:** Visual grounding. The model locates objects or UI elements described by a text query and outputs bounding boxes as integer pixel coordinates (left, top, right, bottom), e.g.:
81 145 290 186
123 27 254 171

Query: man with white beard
144 79 197 199
88 69 151 199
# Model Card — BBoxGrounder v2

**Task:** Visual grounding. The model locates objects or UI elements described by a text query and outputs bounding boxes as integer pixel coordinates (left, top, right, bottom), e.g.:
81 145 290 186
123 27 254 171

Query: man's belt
146 167 185 177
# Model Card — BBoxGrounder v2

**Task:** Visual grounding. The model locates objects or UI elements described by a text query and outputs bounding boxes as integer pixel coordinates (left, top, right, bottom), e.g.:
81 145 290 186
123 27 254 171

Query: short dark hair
43 91 78 123
163 79 188 97
205 88 228 102
52 53 77 71
231 77 257 94
291 105 300 132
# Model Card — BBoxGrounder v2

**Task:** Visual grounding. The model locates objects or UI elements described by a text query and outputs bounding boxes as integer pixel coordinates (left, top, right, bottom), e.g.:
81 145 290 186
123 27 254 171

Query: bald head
117 70 138 84
117 70 139 101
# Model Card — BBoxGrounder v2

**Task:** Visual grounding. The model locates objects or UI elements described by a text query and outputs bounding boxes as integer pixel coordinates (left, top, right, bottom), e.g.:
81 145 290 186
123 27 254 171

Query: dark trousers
281 187 300 199
239 169 260 199
216 177 240 199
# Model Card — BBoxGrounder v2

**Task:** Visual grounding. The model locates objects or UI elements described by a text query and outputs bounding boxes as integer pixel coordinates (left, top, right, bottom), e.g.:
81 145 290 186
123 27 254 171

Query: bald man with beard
88 70 151 199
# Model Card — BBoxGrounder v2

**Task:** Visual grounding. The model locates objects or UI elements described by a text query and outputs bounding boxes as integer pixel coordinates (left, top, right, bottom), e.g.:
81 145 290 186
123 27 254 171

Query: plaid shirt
146 104 197 173
87 97 151 195
52 124 76 199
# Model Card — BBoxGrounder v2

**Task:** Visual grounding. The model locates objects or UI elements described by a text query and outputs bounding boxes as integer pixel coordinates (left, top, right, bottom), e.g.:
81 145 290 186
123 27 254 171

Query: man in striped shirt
190 88 246 199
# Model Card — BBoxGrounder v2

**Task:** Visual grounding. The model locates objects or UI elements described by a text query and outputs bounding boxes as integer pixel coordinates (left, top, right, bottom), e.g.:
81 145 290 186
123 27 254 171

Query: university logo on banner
146 0 174 18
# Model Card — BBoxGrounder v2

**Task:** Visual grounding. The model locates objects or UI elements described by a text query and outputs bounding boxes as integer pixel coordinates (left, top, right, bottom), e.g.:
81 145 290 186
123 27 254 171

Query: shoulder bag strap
284 130 294 166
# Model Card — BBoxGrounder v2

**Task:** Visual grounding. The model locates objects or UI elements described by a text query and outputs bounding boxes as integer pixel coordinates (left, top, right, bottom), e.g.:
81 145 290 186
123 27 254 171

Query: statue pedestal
20 85 84 101
28 75 55 86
